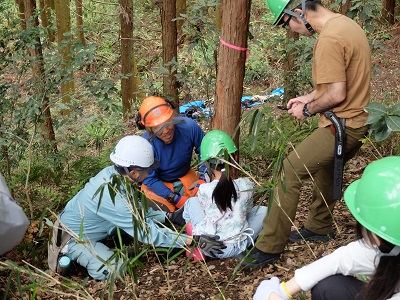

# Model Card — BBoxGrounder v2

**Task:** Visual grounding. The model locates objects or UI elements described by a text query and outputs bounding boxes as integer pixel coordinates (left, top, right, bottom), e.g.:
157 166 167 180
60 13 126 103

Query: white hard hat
110 135 159 169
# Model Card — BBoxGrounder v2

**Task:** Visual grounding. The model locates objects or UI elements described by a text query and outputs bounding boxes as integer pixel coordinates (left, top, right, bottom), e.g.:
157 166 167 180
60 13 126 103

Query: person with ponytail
253 156 400 300
182 130 268 258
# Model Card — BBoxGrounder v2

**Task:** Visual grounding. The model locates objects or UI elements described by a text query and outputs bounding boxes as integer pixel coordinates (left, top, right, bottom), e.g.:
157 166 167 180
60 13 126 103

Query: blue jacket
142 117 205 198
60 166 187 248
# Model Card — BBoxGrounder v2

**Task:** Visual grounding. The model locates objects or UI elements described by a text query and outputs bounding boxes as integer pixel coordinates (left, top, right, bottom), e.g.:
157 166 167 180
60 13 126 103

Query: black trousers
311 275 365 300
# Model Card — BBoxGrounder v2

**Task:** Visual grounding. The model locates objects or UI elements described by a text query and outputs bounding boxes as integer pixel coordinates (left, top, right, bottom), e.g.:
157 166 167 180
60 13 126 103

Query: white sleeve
0 173 30 255
294 240 378 291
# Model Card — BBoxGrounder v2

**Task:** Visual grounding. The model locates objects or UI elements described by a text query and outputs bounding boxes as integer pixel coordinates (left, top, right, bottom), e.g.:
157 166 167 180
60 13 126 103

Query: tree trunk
283 30 299 100
75 0 85 45
214 0 250 140
133 57 146 103
176 0 186 39
161 0 179 106
39 0 55 42
15 0 26 30
381 0 396 24
215 4 222 31
214 0 251 177
24 0 57 149
120 0 134 117
54 0 74 115
340 0 352 15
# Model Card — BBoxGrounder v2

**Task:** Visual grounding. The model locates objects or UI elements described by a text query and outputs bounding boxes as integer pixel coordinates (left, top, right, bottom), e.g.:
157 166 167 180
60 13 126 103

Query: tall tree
161 0 179 105
340 0 351 14
382 0 396 24
54 0 74 114
215 3 222 30
283 30 299 100
15 0 26 30
119 0 134 117
75 0 85 45
39 0 55 42
214 0 250 144
176 0 186 38
24 0 57 149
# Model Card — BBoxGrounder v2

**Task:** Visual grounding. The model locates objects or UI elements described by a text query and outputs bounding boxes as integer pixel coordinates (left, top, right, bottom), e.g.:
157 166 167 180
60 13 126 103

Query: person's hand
253 277 291 300
288 103 307 120
192 234 226 257
167 192 181 204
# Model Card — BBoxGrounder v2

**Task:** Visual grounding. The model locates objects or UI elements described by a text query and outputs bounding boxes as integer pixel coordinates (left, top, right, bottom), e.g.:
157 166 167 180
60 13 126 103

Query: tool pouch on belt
48 219 72 273
141 168 205 212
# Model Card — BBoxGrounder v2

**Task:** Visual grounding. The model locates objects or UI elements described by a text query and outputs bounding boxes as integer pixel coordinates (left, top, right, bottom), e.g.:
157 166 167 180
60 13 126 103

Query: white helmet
110 135 159 169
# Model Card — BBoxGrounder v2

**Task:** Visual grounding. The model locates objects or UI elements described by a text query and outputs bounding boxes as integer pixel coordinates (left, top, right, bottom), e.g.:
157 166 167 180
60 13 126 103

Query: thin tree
382 0 396 24
119 0 134 117
340 0 351 15
214 0 251 144
54 0 75 115
283 30 299 100
215 3 222 30
176 0 186 39
161 0 179 106
15 0 26 30
23 0 57 149
75 0 85 46
39 0 55 42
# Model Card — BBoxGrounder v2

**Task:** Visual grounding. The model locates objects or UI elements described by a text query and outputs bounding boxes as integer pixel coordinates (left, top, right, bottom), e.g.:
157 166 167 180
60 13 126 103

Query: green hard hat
200 130 237 162
266 0 302 25
344 156 400 246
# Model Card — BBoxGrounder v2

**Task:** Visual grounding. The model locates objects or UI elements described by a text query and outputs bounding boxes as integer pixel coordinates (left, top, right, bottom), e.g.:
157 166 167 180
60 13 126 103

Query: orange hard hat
138 96 174 127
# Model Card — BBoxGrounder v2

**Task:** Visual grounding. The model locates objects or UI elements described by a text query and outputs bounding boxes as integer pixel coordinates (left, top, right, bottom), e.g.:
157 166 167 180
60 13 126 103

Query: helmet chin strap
283 0 315 35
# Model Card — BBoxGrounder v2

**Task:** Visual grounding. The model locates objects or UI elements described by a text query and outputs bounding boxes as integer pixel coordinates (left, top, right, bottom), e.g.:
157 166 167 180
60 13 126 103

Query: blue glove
253 277 291 300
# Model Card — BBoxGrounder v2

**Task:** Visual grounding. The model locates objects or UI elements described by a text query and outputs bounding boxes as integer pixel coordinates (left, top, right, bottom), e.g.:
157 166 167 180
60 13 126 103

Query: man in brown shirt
238 0 371 268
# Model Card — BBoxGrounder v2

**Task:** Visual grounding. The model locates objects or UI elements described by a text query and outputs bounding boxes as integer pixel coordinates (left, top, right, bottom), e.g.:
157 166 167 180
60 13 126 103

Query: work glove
192 234 226 257
198 164 210 182
253 277 291 300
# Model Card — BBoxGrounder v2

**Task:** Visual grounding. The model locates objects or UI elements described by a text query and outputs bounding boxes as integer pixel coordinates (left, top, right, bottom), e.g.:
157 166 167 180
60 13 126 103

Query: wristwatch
302 103 315 118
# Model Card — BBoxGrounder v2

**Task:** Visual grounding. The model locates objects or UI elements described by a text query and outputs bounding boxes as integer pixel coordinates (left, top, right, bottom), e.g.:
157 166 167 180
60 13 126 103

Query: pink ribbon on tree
220 39 249 58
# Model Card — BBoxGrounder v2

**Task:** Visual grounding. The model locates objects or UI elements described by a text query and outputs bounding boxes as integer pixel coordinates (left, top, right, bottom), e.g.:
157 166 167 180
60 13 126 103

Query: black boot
236 247 281 268
165 207 186 227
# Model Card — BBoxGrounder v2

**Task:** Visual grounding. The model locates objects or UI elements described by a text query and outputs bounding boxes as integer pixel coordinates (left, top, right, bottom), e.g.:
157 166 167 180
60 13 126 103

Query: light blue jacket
60 166 187 248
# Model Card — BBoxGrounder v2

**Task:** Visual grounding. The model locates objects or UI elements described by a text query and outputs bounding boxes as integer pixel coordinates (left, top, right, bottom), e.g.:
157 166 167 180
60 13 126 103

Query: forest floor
1 25 399 300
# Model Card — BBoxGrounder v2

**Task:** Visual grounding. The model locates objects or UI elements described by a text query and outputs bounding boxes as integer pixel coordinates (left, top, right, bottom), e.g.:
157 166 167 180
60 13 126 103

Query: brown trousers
256 125 368 254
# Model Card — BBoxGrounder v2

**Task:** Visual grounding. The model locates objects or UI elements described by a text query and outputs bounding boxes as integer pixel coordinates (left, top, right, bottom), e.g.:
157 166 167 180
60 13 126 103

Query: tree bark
176 0 186 39
214 0 250 141
54 0 75 114
119 0 134 117
340 0 352 15
283 30 299 100
75 0 85 45
161 0 179 106
24 0 57 149
15 0 26 30
39 0 55 42
214 0 251 177
215 3 222 31
381 0 396 24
